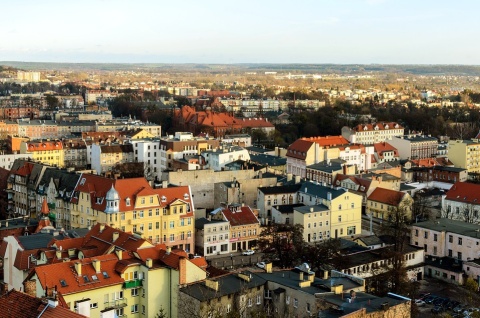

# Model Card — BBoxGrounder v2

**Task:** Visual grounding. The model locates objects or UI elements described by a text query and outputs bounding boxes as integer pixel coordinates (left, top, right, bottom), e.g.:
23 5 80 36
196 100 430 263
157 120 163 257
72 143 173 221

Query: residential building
341 122 404 145
293 205 331 243
211 204 260 252
448 139 480 173
20 140 64 168
130 139 161 176
271 203 305 225
366 188 412 221
90 143 134 174
297 181 363 239
0 152 33 170
373 142 399 163
257 184 302 222
306 159 346 185
388 135 439 160
63 139 88 169
223 133 252 147
443 181 480 224
18 119 59 140
202 145 250 171
70 174 195 251
286 136 349 178
194 217 230 256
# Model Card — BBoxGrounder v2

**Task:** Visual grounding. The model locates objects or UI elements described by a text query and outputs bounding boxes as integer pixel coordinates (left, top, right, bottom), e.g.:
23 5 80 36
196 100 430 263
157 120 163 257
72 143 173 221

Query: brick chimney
24 279 36 297
179 257 187 285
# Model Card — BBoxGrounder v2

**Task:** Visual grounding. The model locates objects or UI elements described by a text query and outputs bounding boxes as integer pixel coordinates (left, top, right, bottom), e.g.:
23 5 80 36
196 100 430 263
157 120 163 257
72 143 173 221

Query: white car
414 299 425 307
242 249 255 255
256 262 266 269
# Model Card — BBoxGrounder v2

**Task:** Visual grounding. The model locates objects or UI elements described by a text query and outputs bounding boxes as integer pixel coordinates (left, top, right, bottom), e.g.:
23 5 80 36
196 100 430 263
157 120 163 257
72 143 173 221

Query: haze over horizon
2 0 479 65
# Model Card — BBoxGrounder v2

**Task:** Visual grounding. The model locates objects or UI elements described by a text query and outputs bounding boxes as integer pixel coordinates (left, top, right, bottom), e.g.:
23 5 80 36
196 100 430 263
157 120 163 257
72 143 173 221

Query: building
211 204 260 252
297 181 363 239
366 188 412 221
257 184 302 222
271 203 305 225
223 133 252 147
388 135 439 160
448 139 480 173
90 143 134 174
202 146 250 171
194 217 230 256
18 119 59 140
373 142 399 163
70 174 195 251
442 181 480 224
0 152 33 170
17 71 41 82
306 159 346 185
286 136 349 178
20 140 64 168
293 205 331 243
341 122 404 145
62 139 88 169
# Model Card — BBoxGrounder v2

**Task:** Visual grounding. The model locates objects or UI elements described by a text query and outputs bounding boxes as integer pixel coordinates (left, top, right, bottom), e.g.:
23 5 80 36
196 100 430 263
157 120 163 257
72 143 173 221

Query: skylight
60 279 67 287
102 271 110 278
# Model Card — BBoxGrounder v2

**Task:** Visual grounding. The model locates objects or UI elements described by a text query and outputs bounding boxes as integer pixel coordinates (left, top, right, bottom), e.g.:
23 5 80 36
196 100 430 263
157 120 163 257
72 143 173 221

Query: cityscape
2 1 480 318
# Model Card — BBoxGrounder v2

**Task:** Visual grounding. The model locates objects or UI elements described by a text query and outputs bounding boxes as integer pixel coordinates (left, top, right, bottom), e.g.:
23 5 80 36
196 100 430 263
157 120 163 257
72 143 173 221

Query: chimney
287 173 293 182
205 279 219 291
146 258 153 268
331 284 344 295
55 250 62 259
92 259 101 273
115 249 123 260
299 272 304 281
24 280 36 297
295 175 301 184
5 221 8 227
179 257 187 285
238 273 251 282
112 232 119 242
162 180 168 188
166 246 172 255
323 270 329 280
74 262 82 276
99 224 105 233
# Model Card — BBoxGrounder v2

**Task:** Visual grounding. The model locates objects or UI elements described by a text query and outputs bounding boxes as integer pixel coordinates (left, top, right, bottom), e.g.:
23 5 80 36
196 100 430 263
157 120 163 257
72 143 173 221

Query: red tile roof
373 142 398 159
286 139 314 159
26 141 63 152
29 254 123 295
301 135 349 147
445 181 480 204
367 188 406 206
220 205 259 227
14 249 40 270
0 290 86 318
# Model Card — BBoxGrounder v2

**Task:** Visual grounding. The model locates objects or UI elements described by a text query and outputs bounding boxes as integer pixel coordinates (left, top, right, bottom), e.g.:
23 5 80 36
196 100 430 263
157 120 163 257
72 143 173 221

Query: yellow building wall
31 150 64 167
330 192 363 238
131 130 155 139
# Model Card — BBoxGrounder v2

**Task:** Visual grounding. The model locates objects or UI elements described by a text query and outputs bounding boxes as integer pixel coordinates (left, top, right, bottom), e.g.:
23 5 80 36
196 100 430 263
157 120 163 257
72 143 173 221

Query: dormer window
184 193 189 200
126 198 131 206
96 197 104 204
161 196 166 203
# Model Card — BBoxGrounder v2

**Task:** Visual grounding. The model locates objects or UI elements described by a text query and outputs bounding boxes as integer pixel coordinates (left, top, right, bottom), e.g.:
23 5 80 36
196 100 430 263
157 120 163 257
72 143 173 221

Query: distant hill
1 61 480 75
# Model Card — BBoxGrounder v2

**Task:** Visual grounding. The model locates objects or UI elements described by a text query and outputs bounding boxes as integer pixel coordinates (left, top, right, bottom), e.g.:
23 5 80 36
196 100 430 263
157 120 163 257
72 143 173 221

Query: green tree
45 95 60 110
257 223 304 268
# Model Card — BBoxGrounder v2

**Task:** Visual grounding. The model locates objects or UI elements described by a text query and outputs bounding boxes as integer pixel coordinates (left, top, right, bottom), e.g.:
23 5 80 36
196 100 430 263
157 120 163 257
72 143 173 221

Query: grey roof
246 146 274 154
250 154 287 167
400 183 416 191
299 181 346 200
272 204 305 214
401 135 438 142
0 217 38 230
413 218 480 239
252 270 362 296
354 235 384 246
336 245 423 269
180 273 266 301
37 167 81 198
307 159 345 173
194 217 228 230
294 204 329 214
424 255 464 273
17 233 58 250
258 184 301 195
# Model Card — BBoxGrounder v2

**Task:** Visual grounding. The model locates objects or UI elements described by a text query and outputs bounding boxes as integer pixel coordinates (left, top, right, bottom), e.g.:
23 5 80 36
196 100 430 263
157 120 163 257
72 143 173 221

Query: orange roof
220 205 259 227
367 188 406 206
445 181 480 204
29 254 122 295
353 122 403 132
190 257 208 269
0 290 86 318
286 139 314 159
373 142 398 159
26 141 63 152
301 135 349 147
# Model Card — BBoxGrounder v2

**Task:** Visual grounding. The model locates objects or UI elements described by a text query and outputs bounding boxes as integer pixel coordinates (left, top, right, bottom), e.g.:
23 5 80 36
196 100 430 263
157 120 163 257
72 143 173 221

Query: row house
211 204 260 252
286 136 350 178
70 174 195 252
90 143 134 174
95 120 161 137
0 152 32 170
442 181 480 224
341 122 404 145
0 121 21 139
194 217 230 256
63 139 88 169
366 188 412 221
18 119 59 140
297 181 363 239
410 166 467 183
20 140 64 168
57 121 96 135
306 159 346 185
388 135 439 160
0 106 40 120
372 142 399 164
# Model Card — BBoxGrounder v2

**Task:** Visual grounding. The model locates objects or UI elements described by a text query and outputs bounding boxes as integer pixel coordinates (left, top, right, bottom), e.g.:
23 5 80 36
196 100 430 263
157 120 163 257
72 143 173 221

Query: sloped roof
367 188 406 206
302 135 349 147
221 205 259 227
373 142 398 158
353 122 403 132
445 181 480 204
286 139 313 159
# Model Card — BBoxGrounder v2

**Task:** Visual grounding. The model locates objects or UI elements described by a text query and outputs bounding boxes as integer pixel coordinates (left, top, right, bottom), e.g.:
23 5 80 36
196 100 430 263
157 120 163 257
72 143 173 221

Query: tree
303 238 344 271
45 95 60 110
257 223 304 268
155 306 168 318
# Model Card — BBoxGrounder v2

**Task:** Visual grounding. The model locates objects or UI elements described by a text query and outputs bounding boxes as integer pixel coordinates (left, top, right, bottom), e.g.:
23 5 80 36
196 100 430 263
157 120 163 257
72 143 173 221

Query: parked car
414 299 426 307
417 293 431 301
431 306 445 314
433 297 446 307
447 300 460 310
425 295 439 304
463 308 480 317
256 262 266 269
242 249 255 256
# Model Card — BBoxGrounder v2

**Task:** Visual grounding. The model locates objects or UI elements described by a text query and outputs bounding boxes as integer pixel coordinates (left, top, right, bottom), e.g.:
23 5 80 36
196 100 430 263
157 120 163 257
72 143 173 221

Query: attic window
161 196 166 202
92 275 98 281
60 279 68 287
126 198 131 206
184 193 189 200
83 275 90 283
80 178 86 186
102 271 109 278
96 197 104 204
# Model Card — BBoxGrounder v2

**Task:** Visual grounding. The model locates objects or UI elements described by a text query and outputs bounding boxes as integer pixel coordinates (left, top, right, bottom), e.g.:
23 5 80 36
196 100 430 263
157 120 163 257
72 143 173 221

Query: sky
1 0 479 64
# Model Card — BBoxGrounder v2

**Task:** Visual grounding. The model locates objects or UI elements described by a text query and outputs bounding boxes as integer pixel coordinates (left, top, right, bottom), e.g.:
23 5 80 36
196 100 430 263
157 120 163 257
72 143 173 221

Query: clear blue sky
1 0 479 64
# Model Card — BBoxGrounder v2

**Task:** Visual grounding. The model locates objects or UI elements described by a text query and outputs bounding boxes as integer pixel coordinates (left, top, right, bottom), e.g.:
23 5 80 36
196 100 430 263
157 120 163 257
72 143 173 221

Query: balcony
123 279 143 289
104 299 128 309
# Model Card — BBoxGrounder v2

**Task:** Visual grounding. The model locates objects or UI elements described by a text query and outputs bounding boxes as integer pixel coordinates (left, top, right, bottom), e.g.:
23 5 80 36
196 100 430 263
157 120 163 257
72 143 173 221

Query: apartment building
202 145 250 171
342 122 404 145
442 181 480 224
293 205 331 243
90 143 134 174
194 217 230 256
366 188 412 221
388 135 438 160
257 184 302 221
63 139 88 169
20 140 64 167
70 175 195 251
448 139 480 173
297 181 363 239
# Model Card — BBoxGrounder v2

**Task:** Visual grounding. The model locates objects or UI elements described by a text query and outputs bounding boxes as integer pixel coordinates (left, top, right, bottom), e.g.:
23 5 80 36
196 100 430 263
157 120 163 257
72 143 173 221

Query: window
133 211 137 219
141 198 145 204
458 237 462 245
424 232 428 239
170 221 175 228
347 226 356 235
307 302 311 313
458 252 462 260
256 294 261 305
286 296 290 305
449 235 453 243
131 304 138 313
448 249 452 257
424 244 427 252
434 234 437 242
142 305 145 314
248 298 252 307
293 298 298 308
170 234 174 242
